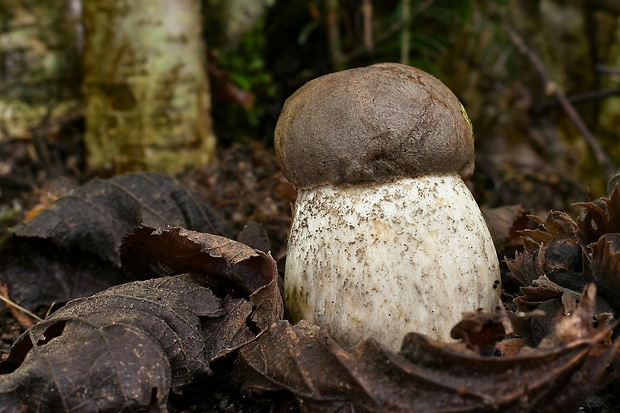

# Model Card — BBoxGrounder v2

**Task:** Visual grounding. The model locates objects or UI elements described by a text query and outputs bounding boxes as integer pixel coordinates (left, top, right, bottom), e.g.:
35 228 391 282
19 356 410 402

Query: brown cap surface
275 63 474 188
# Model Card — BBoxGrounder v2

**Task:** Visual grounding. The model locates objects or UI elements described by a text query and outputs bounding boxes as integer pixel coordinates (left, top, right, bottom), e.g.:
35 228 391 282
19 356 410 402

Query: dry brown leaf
481 204 524 252
234 285 619 413
0 228 283 412
12 172 228 265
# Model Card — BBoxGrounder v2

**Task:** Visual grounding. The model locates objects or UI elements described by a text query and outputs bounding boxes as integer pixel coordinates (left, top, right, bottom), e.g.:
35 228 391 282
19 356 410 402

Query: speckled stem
284 174 501 351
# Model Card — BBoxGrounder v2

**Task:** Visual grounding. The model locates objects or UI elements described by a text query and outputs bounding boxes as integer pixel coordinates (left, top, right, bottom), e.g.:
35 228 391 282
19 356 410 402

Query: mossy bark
0 0 81 139
82 0 216 174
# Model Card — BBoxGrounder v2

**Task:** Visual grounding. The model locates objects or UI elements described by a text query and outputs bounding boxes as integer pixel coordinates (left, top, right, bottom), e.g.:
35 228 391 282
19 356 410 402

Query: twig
400 0 437 64
534 88 620 113
500 19 616 179
328 0 440 68
596 64 620 77
362 0 373 52
0 282 42 328
400 0 411 64
325 0 346 71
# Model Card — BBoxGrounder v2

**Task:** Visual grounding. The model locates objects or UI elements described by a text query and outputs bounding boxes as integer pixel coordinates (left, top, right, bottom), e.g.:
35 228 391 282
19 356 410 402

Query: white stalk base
284 174 501 351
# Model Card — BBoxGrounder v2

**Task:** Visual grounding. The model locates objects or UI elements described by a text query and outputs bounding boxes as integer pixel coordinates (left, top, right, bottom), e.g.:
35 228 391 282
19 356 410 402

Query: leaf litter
234 285 619 413
0 227 281 412
0 172 229 310
0 155 619 411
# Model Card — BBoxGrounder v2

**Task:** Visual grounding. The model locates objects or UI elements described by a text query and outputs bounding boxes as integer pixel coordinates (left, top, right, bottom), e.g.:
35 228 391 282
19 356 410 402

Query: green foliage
211 20 278 146
211 0 476 145
389 0 474 75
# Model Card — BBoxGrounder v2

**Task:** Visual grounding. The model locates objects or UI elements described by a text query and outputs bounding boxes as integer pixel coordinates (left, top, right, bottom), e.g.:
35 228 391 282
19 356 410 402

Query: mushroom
275 62 500 351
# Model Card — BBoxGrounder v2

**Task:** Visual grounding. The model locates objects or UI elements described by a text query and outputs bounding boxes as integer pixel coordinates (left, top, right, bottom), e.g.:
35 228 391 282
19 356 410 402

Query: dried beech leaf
119 226 283 329
0 230 282 411
0 275 220 411
49 276 222 389
0 318 170 412
528 298 565 345
450 303 514 353
0 239 125 310
235 286 619 413
12 172 228 265
576 186 620 247
481 204 524 251
237 220 271 253
521 211 577 245
1 172 229 310
590 233 620 307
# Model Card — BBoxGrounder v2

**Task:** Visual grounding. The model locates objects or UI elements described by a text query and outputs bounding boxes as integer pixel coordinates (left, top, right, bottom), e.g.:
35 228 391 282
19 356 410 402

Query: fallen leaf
481 204 524 252
237 220 271 253
506 175 620 346
0 316 171 412
0 229 282 411
12 172 228 266
1 172 229 310
450 303 514 354
234 285 619 413
119 226 283 330
0 239 125 310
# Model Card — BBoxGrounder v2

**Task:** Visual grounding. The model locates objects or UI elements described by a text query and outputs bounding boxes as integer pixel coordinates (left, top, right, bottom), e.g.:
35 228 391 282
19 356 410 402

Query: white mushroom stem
284 174 500 350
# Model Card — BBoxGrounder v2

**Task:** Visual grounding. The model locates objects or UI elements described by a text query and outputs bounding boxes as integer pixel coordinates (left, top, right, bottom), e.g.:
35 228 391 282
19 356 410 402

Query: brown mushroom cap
274 63 474 188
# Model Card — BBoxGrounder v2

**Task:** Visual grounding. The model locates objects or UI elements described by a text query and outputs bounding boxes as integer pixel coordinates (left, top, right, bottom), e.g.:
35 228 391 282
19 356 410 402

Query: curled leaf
2 173 230 310
0 275 218 412
119 226 283 329
0 318 171 412
234 285 618 413
481 204 524 252
0 229 283 411
590 233 620 307
451 304 512 343
576 185 620 247
12 172 228 266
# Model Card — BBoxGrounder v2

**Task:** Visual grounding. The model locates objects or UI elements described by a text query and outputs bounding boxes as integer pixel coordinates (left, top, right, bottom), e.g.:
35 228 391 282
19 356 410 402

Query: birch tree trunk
0 0 81 139
82 0 215 174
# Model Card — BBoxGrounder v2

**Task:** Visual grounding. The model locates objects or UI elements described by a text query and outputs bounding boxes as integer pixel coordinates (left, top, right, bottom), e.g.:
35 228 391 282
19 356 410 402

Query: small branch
0 282 41 328
400 0 411 64
362 0 374 52
340 21 403 63
399 0 438 63
501 20 616 179
596 64 620 78
325 0 346 71
533 88 620 113
331 0 439 67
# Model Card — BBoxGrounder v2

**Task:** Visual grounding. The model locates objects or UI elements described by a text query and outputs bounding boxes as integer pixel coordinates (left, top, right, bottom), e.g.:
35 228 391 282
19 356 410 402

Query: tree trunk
0 0 82 139
82 0 216 174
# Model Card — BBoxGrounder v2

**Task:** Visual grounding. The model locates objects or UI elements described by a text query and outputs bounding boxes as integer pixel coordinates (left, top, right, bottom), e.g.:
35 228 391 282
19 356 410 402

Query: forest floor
0 136 295 411
0 133 618 412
